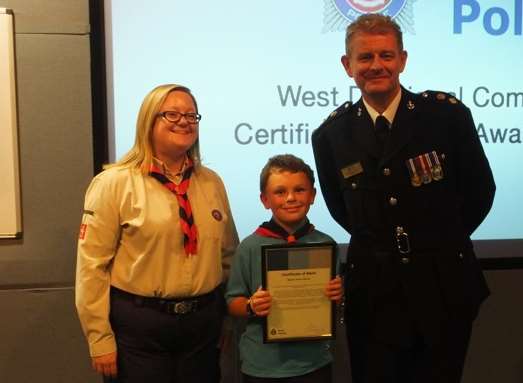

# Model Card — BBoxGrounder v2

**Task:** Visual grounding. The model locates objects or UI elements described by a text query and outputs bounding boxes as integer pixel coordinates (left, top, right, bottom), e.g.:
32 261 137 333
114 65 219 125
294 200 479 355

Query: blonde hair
105 84 201 173
345 13 404 55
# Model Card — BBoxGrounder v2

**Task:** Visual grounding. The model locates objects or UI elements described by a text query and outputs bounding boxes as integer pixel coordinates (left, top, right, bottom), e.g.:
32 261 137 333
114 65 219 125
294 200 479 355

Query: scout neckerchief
149 159 197 256
255 218 314 243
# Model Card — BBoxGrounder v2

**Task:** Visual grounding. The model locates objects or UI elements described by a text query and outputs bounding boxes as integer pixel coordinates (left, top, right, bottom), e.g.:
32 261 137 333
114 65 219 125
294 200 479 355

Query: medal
430 151 444 180
424 152 439 181
416 155 432 184
407 151 445 187
411 173 422 187
406 158 422 187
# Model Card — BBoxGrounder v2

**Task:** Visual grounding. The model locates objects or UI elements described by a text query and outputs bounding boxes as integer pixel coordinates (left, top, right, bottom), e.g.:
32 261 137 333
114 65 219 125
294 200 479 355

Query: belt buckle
168 300 194 314
395 226 411 254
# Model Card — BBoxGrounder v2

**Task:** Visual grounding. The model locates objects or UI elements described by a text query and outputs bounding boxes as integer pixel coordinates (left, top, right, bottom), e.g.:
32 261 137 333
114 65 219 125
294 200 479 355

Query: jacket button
401 257 410 264
383 168 391 176
349 263 355 269
458 253 464 259
351 182 357 190
389 197 398 206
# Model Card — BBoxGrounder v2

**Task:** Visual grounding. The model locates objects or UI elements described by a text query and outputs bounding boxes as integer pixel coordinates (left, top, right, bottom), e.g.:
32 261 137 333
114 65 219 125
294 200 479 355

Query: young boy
225 154 343 383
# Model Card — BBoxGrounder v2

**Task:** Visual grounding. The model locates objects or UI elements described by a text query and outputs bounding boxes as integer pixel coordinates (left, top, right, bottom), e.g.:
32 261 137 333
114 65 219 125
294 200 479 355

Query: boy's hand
324 276 343 303
250 286 272 316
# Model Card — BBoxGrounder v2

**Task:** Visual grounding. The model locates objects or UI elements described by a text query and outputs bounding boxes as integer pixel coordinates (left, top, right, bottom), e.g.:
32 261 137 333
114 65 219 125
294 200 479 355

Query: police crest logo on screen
323 0 416 34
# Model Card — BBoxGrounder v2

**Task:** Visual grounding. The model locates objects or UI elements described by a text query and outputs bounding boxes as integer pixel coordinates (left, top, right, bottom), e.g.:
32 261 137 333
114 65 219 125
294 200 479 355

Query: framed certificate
261 242 336 343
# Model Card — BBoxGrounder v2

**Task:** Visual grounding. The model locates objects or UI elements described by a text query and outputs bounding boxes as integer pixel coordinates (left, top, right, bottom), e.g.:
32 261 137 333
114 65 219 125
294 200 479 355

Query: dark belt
111 286 217 315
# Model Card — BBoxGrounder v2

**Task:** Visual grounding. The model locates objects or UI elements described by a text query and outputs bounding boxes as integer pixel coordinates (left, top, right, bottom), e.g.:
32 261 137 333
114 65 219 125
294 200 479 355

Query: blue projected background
105 1 523 244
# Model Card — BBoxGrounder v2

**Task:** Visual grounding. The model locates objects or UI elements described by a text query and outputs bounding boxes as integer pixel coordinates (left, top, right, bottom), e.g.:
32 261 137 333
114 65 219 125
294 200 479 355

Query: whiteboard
0 8 22 239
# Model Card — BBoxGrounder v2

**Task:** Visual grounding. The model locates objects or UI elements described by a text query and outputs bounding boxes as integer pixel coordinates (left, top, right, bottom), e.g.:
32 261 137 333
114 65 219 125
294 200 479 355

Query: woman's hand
325 275 343 303
249 286 272 316
92 351 117 378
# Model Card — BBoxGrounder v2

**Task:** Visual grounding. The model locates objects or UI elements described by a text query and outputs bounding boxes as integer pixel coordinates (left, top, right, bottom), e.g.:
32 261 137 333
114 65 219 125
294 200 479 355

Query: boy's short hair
259 154 315 192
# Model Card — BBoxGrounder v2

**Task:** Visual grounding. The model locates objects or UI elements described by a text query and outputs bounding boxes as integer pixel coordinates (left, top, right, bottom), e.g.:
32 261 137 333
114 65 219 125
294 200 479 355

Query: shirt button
351 182 357 190
389 197 398 206
383 168 391 176
401 257 410 264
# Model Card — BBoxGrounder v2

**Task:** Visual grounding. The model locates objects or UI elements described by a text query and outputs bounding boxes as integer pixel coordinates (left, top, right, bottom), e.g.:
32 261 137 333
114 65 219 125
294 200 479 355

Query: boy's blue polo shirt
225 229 335 378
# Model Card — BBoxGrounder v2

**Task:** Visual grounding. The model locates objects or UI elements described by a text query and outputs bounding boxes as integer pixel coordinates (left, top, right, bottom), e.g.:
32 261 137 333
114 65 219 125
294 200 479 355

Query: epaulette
419 90 461 105
318 101 353 130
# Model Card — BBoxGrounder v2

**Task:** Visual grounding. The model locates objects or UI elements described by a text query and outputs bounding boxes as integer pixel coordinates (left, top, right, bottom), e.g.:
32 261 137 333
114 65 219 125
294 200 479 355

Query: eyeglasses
158 111 202 124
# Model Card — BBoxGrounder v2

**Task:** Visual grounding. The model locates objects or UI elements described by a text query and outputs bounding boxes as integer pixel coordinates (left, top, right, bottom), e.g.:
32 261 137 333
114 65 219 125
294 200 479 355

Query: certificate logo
323 0 417 34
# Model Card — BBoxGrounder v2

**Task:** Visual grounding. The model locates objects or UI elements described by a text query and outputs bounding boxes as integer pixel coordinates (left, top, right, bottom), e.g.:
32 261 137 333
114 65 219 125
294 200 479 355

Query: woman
75 84 238 382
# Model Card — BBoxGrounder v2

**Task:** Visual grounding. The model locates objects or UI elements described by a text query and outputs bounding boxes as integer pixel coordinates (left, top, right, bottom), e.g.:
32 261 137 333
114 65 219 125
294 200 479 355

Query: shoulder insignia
419 90 463 105
319 101 353 129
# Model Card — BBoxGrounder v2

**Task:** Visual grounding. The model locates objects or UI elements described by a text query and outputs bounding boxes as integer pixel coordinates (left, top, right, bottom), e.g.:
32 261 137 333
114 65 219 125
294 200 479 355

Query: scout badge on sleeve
406 151 444 187
78 210 94 240
79 223 87 240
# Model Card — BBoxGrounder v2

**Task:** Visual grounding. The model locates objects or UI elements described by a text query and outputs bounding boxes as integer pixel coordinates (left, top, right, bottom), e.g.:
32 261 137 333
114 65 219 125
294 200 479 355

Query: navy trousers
346 281 474 383
105 287 224 383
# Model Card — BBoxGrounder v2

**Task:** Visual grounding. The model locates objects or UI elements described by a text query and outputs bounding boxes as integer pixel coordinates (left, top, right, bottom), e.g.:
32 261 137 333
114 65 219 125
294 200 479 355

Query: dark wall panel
0 1 95 382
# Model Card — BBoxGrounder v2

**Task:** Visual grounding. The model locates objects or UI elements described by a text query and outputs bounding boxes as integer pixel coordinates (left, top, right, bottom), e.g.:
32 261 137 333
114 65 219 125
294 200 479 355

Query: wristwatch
246 298 256 318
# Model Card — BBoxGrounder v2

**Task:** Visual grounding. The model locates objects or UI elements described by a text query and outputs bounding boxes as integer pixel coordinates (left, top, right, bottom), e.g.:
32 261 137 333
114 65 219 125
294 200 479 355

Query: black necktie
375 115 390 155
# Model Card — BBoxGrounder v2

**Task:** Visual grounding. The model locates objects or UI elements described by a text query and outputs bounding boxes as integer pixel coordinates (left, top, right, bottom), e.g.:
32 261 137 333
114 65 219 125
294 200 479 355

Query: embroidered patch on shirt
79 223 87 240
212 209 223 221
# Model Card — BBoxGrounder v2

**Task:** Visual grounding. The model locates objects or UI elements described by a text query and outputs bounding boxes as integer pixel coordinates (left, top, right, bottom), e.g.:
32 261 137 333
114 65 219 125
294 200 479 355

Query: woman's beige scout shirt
75 164 239 356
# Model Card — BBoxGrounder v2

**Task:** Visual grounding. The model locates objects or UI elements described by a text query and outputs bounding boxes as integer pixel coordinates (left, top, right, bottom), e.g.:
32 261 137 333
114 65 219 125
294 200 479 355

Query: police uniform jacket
312 88 495 343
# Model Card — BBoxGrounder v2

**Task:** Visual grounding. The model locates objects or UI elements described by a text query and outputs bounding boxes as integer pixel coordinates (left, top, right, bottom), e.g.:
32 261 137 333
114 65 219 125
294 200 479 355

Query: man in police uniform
312 13 495 383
